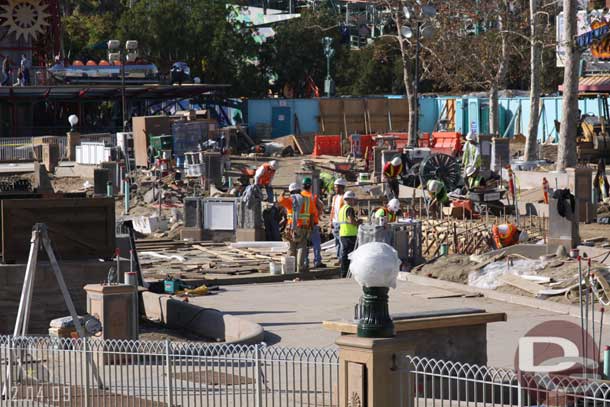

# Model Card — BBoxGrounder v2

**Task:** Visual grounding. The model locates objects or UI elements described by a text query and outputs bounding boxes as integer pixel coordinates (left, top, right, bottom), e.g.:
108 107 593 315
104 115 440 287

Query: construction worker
383 156 404 199
301 177 326 268
426 179 449 217
492 223 529 249
254 160 278 203
594 159 609 203
330 178 347 259
374 198 401 223
465 165 483 190
278 182 315 273
339 190 360 278
462 132 481 175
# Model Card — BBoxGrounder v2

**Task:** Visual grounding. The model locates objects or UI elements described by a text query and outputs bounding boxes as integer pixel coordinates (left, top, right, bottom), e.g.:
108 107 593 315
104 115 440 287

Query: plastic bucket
281 256 296 274
269 262 281 275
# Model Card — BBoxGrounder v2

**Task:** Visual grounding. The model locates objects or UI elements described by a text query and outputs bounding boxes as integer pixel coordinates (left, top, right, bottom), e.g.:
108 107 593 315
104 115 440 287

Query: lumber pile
135 239 288 279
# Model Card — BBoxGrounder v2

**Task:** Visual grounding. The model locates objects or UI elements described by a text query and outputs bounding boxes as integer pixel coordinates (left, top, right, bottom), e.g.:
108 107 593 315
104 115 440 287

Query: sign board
556 9 610 70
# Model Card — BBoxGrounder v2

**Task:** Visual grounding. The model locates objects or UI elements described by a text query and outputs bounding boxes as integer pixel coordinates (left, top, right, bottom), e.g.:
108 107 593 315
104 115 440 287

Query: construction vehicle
578 94 610 161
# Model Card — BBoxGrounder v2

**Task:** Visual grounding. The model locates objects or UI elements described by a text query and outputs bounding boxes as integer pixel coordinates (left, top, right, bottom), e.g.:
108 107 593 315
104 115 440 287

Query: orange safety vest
256 163 275 186
492 224 519 248
301 190 319 224
383 162 403 178
279 195 313 229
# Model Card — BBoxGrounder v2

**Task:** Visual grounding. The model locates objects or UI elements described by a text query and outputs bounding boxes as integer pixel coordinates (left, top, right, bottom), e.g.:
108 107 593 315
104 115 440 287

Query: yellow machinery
578 93 610 161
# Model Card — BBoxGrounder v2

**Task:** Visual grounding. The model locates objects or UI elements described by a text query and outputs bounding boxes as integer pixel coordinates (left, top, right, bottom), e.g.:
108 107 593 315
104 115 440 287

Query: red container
431 132 463 157
313 135 342 157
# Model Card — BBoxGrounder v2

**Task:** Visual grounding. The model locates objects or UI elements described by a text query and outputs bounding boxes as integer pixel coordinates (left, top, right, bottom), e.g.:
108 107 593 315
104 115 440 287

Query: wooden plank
323 312 507 334
499 274 545 295
2 198 115 263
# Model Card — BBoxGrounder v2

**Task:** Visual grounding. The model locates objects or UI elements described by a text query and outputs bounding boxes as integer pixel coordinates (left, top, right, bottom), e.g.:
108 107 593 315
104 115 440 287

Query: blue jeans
265 185 274 203
332 222 341 259
305 225 323 267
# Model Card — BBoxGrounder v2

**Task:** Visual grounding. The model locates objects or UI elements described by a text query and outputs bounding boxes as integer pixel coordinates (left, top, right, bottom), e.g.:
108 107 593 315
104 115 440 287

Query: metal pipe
124 179 130 215
579 256 585 371
604 346 610 379
599 307 605 371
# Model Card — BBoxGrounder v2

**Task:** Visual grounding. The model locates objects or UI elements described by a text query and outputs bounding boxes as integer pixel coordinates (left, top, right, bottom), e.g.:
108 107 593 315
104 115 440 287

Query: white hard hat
344 190 356 199
519 231 528 242
427 179 442 193
269 160 278 170
466 132 474 141
334 178 347 187
387 198 401 213
391 157 402 166
288 182 300 192
465 165 477 177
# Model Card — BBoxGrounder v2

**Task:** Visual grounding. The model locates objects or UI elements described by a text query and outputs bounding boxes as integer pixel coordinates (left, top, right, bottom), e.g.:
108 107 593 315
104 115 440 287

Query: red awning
559 76 610 92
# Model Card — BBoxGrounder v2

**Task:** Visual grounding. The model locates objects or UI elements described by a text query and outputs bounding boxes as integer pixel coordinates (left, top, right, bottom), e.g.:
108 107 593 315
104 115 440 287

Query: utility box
548 195 580 250
491 138 510 173
567 167 596 223
84 284 138 340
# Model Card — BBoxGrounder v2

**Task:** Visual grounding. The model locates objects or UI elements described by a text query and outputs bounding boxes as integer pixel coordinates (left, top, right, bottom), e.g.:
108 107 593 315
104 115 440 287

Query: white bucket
281 256 296 274
269 262 281 275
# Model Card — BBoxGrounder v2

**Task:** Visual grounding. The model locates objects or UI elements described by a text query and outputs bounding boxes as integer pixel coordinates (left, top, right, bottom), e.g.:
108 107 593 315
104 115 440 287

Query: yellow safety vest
339 204 358 237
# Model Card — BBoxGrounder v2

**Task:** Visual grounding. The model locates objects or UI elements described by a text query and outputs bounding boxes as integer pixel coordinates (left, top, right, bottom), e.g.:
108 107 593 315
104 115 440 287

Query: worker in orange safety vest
278 182 315 273
383 156 404 199
301 177 326 268
254 160 278 202
492 223 528 249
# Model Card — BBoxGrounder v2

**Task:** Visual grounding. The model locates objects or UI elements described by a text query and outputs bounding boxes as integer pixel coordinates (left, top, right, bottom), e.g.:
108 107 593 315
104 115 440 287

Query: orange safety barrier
452 199 476 219
418 133 431 148
313 135 342 157
384 132 409 149
431 132 463 157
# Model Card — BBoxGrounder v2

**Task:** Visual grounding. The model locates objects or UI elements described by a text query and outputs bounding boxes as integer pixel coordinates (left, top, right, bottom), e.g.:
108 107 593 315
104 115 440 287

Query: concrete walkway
190 278 586 369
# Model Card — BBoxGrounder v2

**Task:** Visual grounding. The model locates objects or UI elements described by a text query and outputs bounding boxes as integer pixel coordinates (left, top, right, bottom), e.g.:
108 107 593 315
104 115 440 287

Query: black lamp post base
357 286 394 338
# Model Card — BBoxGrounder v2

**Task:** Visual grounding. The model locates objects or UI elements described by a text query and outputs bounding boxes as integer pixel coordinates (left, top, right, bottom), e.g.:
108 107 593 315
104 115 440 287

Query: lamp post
322 36 335 97
400 5 437 147
108 40 138 132
68 114 78 132
350 242 400 338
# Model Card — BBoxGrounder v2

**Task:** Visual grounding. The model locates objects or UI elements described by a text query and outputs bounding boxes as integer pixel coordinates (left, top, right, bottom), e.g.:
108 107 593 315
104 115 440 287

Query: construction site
1 0 610 406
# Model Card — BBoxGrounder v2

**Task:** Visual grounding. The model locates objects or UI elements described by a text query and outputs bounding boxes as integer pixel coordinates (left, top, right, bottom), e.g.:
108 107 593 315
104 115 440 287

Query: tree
557 0 580 170
525 0 542 161
258 7 343 97
115 0 266 96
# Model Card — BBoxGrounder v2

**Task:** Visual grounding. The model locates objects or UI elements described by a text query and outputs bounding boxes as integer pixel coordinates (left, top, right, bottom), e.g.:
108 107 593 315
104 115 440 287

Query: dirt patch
413 255 475 284
139 319 214 342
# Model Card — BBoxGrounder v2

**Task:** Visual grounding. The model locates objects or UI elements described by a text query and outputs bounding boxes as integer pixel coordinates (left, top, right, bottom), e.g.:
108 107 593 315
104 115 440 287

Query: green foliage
62 12 119 61
258 7 343 96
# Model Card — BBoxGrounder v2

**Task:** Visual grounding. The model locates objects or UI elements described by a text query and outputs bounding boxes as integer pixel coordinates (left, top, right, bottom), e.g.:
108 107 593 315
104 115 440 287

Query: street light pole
412 20 421 147
121 50 127 131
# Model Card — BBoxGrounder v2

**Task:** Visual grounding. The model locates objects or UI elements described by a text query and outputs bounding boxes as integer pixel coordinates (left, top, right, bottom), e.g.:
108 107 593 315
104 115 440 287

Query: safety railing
0 335 339 406
403 355 610 406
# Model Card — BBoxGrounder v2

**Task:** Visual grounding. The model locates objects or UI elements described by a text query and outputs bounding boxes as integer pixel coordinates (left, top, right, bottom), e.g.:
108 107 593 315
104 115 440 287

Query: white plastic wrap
468 259 546 290
349 242 400 288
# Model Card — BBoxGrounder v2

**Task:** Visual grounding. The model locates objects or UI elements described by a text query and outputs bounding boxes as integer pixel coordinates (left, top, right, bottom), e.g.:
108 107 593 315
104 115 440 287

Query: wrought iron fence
0 134 117 162
0 138 36 161
0 335 339 406
404 355 610 406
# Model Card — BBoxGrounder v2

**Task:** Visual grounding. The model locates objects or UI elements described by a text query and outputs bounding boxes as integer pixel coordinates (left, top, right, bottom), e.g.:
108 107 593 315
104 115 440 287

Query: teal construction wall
247 95 605 141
